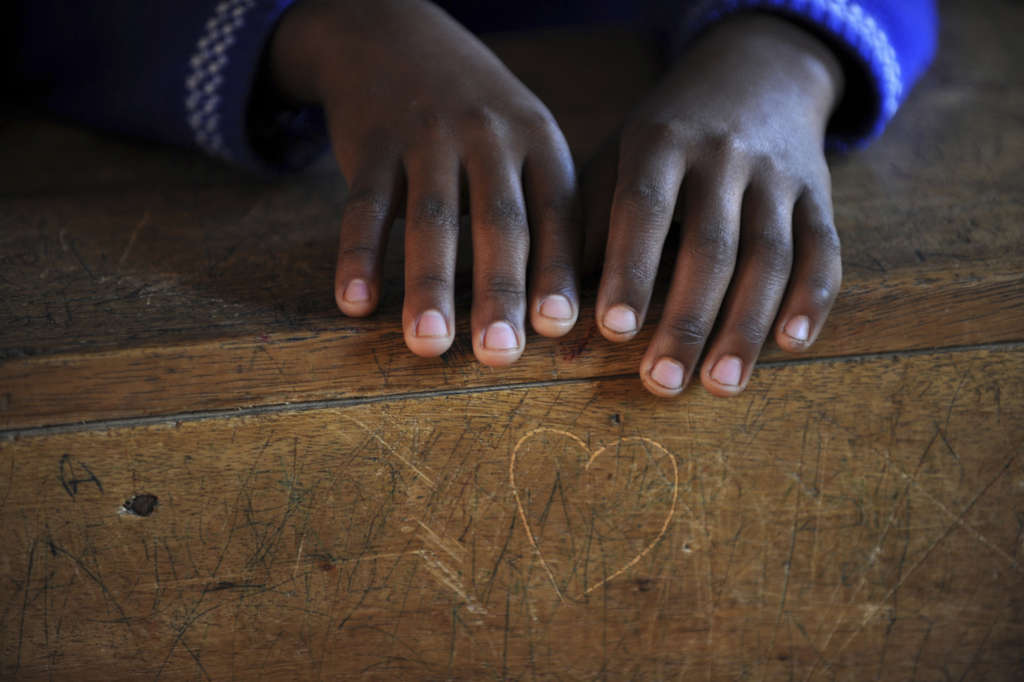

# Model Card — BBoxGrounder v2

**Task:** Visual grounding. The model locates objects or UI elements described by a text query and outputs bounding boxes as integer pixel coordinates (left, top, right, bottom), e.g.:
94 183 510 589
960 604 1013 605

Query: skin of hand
582 12 845 398
267 0 582 366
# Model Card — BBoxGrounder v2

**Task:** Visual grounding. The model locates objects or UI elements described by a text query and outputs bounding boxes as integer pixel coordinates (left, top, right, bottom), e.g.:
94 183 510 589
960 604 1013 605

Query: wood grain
2 346 1021 680
1 263 1021 430
1 0 1022 678
2 1 1022 432
1 0 1021 359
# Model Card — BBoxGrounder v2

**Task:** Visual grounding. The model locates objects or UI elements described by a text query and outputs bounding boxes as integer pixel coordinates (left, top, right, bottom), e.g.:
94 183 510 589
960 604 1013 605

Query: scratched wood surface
1 347 1022 680
2 0 1024 679
2 0 1023 428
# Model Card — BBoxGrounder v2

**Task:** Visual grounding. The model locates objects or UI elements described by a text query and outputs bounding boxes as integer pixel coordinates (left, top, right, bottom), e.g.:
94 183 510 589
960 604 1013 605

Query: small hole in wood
123 493 159 517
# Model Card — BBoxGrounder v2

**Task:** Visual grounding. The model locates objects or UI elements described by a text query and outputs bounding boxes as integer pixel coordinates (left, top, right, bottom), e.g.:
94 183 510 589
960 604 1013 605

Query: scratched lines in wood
1 347 1022 679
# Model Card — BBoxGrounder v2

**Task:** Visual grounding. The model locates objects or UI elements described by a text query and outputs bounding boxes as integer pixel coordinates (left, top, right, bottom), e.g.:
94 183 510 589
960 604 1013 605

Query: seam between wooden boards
3 340 1022 441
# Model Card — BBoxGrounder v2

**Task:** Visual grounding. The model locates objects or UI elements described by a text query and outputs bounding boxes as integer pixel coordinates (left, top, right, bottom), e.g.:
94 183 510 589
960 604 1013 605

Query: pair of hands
268 0 844 397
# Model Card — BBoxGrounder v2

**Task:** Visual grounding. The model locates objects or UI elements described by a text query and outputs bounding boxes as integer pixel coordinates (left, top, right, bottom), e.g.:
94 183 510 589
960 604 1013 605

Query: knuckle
617 179 674 218
623 119 684 150
338 244 378 262
751 152 786 179
482 196 528 233
410 194 457 230
746 227 793 271
461 106 506 138
407 273 452 293
412 108 448 136
734 315 770 347
810 222 842 259
609 260 658 288
534 259 577 282
806 270 840 308
706 132 748 163
342 189 390 223
686 221 739 267
517 108 559 137
535 193 576 227
482 273 526 300
665 314 711 347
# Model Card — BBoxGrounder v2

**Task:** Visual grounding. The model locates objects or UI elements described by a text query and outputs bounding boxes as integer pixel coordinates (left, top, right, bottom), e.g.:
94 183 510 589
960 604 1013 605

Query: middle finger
465 148 531 366
640 165 745 397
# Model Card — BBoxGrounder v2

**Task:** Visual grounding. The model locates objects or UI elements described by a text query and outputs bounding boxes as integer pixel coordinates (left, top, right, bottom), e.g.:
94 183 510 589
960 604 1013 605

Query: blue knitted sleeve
673 0 939 150
14 1 936 167
13 0 327 172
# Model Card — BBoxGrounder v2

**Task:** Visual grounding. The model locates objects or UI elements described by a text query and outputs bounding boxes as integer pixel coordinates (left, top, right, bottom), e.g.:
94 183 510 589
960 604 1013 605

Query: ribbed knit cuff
184 0 328 171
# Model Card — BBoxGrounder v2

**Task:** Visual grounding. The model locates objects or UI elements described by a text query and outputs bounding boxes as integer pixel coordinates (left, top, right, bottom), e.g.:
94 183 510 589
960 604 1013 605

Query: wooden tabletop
2 1 1022 679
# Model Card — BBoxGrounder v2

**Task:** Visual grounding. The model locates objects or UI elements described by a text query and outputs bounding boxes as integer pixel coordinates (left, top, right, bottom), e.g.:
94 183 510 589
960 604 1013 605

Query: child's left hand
582 12 846 397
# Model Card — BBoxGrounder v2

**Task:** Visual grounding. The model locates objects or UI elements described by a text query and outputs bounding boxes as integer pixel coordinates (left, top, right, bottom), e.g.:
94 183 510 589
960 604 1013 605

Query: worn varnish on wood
2 261 1022 430
1 1 1023 428
1 0 1023 679
2 348 1022 679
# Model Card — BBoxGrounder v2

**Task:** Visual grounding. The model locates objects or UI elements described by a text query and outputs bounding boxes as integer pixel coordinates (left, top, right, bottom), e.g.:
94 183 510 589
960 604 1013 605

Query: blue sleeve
673 0 939 150
14 0 328 172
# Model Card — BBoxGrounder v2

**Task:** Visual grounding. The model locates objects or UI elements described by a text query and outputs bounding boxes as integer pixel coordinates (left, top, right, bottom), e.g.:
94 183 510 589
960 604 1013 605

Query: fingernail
650 357 685 390
415 310 448 338
539 295 573 321
711 355 743 387
603 305 638 334
784 315 811 343
483 321 518 351
343 279 370 304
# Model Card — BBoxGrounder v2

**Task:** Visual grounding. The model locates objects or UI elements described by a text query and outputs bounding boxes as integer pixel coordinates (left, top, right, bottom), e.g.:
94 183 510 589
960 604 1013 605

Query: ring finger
700 183 794 396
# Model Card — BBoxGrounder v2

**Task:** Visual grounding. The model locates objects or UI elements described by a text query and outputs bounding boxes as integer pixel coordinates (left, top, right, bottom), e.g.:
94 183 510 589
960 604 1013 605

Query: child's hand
583 13 845 397
269 0 580 365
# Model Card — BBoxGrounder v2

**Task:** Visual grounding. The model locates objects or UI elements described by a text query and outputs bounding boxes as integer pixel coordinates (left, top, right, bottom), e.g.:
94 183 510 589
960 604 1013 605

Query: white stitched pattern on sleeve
185 0 256 160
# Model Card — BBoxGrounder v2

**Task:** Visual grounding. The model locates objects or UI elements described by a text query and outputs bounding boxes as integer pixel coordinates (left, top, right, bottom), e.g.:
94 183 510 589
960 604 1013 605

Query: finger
401 146 461 357
639 166 744 397
774 189 842 352
700 184 794 396
595 125 686 342
334 157 402 317
524 136 581 338
466 150 530 367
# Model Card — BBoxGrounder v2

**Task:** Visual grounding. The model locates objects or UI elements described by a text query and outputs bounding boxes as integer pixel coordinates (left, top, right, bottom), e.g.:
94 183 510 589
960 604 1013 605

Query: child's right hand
268 0 581 366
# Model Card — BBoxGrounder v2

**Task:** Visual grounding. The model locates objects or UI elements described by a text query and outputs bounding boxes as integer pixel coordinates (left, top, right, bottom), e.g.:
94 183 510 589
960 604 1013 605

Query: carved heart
509 428 679 602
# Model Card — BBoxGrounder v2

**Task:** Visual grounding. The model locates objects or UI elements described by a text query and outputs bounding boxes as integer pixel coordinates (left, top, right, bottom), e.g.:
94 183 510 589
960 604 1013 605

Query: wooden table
2 1 1022 678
